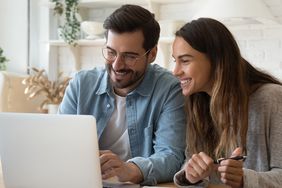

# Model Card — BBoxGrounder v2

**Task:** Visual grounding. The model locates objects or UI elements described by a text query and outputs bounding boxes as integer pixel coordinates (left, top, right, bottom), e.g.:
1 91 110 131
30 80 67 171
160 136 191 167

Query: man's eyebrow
105 46 140 55
105 46 116 52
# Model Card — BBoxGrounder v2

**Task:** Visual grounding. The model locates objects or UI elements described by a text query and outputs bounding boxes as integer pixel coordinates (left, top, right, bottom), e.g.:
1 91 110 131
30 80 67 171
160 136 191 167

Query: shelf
79 0 145 8
48 39 106 46
41 0 190 9
150 0 188 4
47 37 173 47
79 0 188 8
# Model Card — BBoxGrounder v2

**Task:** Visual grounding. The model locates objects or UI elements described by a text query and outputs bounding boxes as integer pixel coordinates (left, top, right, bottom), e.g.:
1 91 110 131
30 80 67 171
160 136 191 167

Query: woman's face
172 36 213 96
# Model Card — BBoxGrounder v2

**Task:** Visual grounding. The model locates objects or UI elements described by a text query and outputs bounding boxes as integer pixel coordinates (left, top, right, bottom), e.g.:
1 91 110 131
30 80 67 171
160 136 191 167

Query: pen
214 155 247 164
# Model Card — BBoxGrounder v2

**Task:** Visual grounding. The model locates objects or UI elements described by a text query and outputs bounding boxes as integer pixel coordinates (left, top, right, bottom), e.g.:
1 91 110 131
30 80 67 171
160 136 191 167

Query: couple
59 4 282 188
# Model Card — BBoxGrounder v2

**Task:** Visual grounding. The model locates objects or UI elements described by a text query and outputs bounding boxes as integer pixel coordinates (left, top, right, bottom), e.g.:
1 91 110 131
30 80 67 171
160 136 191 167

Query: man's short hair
103 4 160 51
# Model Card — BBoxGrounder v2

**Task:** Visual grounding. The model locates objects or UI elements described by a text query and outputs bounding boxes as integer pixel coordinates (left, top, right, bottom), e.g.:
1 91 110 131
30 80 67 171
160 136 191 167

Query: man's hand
184 152 214 184
99 150 143 183
217 147 244 188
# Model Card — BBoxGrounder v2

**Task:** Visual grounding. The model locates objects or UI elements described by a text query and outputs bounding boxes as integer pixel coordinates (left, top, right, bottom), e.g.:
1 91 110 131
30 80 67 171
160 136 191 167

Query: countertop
0 160 175 188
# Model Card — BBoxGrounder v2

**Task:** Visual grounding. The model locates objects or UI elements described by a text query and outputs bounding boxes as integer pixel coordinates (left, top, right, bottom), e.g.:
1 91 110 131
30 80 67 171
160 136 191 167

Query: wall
158 1 282 80
52 1 282 81
1 0 282 81
0 0 28 74
231 24 282 80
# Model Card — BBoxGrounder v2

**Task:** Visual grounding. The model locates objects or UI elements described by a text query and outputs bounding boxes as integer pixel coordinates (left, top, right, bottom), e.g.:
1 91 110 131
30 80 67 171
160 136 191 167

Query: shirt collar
96 70 112 95
131 64 154 97
96 64 155 97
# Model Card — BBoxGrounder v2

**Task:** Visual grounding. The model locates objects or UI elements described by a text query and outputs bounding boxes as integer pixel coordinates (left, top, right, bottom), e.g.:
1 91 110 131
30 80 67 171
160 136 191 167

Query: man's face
104 30 152 96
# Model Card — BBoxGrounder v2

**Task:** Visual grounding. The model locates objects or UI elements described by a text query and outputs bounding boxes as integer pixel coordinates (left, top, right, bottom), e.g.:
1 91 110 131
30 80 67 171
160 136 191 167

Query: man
59 4 186 185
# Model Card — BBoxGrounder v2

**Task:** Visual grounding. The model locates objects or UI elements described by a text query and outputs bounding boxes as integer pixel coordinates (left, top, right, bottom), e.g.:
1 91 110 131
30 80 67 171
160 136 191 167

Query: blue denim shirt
59 64 186 185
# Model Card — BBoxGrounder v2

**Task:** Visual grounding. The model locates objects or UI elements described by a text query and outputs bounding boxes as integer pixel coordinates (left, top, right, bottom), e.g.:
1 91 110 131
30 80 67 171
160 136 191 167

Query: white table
0 161 226 188
0 161 4 188
0 160 175 188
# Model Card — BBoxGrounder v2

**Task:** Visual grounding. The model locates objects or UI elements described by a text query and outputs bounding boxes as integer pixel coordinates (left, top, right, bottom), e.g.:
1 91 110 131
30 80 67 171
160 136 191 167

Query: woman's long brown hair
177 18 281 159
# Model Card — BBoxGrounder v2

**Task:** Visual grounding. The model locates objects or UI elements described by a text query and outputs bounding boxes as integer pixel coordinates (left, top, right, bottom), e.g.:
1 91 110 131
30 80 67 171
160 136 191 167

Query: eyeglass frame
102 47 151 67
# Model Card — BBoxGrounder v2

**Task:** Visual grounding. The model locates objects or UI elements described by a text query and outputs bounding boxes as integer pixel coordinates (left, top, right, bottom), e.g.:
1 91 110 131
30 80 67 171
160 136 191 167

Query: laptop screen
0 113 102 188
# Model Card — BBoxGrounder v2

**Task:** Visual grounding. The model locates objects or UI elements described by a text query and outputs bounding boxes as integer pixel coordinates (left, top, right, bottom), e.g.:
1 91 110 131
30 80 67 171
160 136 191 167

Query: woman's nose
172 63 182 76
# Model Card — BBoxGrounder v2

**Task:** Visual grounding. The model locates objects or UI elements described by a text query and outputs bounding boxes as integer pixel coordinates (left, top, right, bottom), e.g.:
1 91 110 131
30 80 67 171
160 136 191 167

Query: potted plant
0 47 9 71
51 0 81 46
22 67 71 113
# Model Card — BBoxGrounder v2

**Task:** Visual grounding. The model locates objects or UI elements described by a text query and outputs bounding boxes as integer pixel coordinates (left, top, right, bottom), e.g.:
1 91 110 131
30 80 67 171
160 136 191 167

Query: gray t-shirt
174 83 282 187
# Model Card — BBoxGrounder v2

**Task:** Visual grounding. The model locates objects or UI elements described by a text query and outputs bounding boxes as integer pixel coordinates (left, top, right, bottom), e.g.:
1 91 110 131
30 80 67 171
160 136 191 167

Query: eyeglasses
102 47 151 66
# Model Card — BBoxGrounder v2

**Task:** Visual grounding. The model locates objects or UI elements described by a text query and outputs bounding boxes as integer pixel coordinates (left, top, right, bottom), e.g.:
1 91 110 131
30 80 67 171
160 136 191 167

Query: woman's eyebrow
177 54 193 59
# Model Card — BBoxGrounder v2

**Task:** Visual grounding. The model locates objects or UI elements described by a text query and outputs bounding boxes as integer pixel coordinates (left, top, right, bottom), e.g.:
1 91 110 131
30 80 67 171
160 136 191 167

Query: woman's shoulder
250 83 282 105
254 83 282 95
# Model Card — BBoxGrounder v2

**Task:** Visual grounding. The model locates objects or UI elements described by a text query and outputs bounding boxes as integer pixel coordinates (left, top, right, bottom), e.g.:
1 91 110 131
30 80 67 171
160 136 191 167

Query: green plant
0 47 9 71
51 0 81 46
52 0 64 16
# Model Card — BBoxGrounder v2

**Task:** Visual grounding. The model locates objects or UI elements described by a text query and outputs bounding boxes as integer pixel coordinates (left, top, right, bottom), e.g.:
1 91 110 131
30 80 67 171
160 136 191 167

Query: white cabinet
41 0 189 80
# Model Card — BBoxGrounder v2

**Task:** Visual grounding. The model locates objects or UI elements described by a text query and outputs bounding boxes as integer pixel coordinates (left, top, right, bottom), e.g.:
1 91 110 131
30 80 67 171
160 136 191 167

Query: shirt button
106 104 110 108
129 129 135 134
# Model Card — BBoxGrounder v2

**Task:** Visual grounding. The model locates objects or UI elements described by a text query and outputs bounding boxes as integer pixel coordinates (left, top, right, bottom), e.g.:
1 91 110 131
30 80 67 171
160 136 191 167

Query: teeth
115 71 127 75
180 79 191 84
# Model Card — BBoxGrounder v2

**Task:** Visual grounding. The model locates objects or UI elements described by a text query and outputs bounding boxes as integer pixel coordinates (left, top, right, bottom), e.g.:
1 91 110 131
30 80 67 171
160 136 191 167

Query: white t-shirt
99 93 131 161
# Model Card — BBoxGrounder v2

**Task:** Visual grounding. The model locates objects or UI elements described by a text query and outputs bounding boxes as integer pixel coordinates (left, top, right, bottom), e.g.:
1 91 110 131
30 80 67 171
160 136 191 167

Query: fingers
188 153 209 176
101 157 123 172
102 167 117 179
220 171 242 185
99 150 123 179
99 150 112 156
184 152 214 184
184 149 244 187
218 159 244 188
100 150 119 165
220 176 243 188
231 147 242 157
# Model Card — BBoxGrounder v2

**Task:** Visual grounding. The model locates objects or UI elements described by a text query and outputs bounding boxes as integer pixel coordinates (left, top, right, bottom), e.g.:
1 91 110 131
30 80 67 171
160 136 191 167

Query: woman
172 18 282 187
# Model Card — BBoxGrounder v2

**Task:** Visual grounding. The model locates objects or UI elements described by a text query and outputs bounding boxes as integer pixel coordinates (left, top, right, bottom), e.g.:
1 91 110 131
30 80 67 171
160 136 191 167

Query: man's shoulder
74 67 106 82
69 67 108 93
148 64 178 83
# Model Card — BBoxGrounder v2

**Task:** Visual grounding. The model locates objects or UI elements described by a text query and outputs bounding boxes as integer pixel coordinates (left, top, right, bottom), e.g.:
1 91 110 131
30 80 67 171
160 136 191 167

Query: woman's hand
184 152 214 184
217 147 244 188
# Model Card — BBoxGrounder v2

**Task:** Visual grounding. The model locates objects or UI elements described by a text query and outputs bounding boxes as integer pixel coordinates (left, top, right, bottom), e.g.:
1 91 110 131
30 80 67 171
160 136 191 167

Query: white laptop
0 113 103 188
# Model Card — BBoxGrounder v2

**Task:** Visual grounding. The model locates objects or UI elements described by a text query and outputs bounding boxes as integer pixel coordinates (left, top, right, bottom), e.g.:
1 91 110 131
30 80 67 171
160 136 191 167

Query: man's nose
112 55 126 70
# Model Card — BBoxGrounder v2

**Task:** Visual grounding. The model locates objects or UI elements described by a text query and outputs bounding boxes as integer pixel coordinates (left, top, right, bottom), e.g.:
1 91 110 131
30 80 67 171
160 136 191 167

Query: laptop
0 113 103 188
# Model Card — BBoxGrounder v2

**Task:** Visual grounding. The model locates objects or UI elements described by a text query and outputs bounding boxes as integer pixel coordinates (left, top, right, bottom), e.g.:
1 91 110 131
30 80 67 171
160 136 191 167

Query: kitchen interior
0 0 282 187
1 0 282 79
1 0 282 145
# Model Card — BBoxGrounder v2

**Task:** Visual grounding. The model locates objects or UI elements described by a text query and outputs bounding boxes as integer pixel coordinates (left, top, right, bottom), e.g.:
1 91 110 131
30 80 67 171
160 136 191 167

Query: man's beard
106 64 146 89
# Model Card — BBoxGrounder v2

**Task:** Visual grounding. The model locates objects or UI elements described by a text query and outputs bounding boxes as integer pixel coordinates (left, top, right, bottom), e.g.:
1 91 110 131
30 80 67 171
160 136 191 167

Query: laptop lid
0 113 102 188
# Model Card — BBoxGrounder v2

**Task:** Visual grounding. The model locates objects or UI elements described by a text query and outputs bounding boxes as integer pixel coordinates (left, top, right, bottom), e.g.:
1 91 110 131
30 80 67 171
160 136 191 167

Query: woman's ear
148 46 157 64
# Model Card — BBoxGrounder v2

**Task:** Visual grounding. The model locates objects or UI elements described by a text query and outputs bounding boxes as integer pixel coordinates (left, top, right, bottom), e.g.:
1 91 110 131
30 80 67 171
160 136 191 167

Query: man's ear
148 46 157 64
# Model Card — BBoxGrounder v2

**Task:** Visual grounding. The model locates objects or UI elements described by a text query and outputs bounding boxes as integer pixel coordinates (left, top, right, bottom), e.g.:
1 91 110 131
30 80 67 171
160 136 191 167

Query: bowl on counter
81 21 105 39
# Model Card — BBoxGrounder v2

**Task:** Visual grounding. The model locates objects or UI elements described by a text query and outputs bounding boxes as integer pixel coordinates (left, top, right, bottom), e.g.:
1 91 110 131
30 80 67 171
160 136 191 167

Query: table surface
0 161 4 188
0 161 227 188
0 161 175 188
